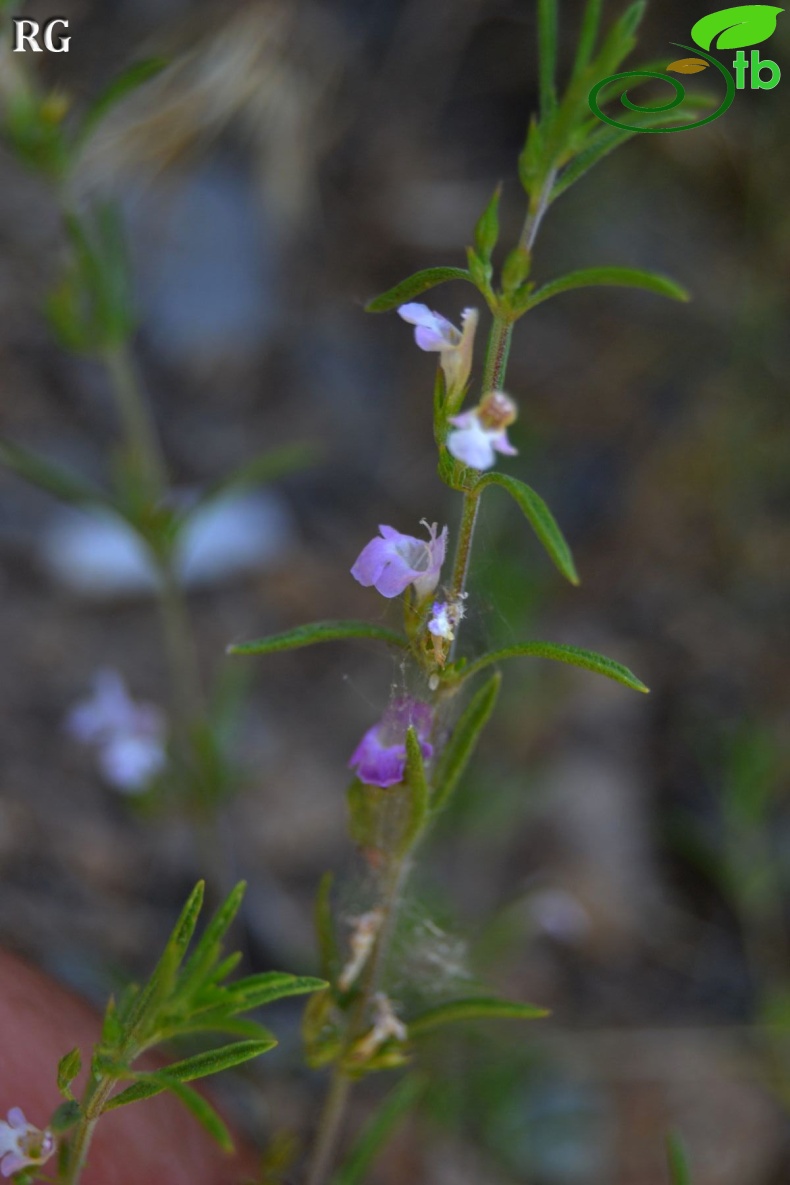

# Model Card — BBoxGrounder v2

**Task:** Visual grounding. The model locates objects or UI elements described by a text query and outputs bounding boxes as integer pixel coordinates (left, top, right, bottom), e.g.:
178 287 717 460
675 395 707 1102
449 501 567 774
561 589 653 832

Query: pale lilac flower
447 390 518 471
398 303 478 394
349 697 433 788
351 521 447 602
66 670 167 794
427 597 465 665
0 1109 55 1178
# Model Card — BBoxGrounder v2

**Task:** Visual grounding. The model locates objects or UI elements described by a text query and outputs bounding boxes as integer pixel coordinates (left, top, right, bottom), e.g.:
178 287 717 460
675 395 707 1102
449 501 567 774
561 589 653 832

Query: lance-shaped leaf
408 996 548 1036
458 641 649 693
666 1132 693 1185
432 673 501 814
104 1040 275 1111
476 472 579 585
473 186 501 262
399 726 430 853
109 1071 233 1152
332 1075 426 1185
76 58 168 148
365 267 473 313
0 439 109 509
538 0 559 114
666 57 710 73
527 266 688 310
178 881 246 997
228 621 409 657
571 0 604 80
56 1048 82 1099
691 5 783 50
222 971 327 1011
123 881 206 1037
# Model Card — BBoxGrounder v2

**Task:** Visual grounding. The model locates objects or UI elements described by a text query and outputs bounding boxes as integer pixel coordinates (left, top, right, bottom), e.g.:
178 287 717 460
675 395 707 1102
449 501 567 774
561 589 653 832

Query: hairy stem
64 1074 117 1185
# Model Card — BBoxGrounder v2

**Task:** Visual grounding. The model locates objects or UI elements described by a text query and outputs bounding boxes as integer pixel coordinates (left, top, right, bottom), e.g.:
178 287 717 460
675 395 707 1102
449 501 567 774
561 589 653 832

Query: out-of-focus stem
103 344 168 498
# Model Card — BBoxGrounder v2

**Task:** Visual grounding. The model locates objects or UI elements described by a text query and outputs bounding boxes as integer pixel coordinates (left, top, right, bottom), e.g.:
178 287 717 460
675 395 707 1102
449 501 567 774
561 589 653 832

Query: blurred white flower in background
40 489 293 599
66 670 167 794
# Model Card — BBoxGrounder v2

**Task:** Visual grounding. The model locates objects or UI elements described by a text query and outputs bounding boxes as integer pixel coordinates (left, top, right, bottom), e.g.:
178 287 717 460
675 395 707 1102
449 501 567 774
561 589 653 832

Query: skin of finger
0 950 260 1185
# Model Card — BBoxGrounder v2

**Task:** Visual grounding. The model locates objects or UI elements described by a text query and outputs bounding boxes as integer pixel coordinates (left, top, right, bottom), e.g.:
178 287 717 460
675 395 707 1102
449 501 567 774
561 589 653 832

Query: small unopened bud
478 390 518 431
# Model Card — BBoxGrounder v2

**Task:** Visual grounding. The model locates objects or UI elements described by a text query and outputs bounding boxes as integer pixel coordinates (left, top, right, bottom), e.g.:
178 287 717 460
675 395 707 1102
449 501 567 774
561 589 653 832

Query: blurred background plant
0 1 788 1183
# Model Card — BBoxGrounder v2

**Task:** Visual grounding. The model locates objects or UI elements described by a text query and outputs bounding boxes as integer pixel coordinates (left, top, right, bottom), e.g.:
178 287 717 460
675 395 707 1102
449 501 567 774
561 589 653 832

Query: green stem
64 1075 116 1185
103 344 168 499
519 167 558 252
481 314 513 394
305 1069 352 1185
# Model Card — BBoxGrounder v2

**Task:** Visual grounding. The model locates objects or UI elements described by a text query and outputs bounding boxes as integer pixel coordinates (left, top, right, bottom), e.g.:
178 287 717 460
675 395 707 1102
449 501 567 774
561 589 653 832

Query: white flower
66 670 167 794
427 597 466 665
398 303 478 395
0 1109 55 1178
447 390 518 471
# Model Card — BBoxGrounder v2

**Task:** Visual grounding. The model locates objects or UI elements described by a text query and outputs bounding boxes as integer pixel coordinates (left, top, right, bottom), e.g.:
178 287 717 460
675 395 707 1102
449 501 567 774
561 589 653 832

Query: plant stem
305 1069 352 1185
103 344 168 499
482 313 513 394
519 167 558 252
64 1075 116 1185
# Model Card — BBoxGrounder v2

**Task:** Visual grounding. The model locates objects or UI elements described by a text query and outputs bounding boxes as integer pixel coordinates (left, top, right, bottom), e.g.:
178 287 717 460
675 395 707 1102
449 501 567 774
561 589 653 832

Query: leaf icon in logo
666 57 711 72
691 4 783 50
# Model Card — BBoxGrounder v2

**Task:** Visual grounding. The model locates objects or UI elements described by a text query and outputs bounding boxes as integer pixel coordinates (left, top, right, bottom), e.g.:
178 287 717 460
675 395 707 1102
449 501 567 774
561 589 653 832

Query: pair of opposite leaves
666 3 783 74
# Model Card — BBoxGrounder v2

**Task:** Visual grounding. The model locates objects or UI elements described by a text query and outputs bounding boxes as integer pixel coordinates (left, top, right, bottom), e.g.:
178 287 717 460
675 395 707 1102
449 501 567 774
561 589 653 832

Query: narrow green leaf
365 267 472 313
476 472 579 585
473 185 501 262
528 266 689 309
315 872 341 982
0 439 108 508
189 442 317 513
432 673 501 815
224 972 327 1011
228 621 408 657
400 726 430 852
538 0 559 115
178 881 246 996
332 1075 426 1185
109 1072 234 1153
76 59 168 148
409 996 548 1036
124 882 205 1036
57 1048 82 1097
666 1132 692 1185
105 1040 275 1112
572 0 604 79
459 641 649 693
157 1015 277 1044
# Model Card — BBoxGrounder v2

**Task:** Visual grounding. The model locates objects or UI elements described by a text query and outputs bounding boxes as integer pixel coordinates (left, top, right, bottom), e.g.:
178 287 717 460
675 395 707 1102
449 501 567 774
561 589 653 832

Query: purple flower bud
349 697 433 788
351 521 447 601
398 304 478 394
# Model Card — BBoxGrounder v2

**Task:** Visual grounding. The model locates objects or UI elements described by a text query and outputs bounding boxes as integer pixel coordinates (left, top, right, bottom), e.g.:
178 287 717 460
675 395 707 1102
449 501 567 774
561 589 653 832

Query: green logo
589 4 783 132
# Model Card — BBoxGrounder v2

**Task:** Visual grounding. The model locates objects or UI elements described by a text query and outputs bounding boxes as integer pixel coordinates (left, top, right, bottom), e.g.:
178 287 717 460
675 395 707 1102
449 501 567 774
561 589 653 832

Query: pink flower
351 521 447 601
349 697 433 788
398 304 478 394
447 390 518 471
66 670 167 793
0 1109 55 1178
